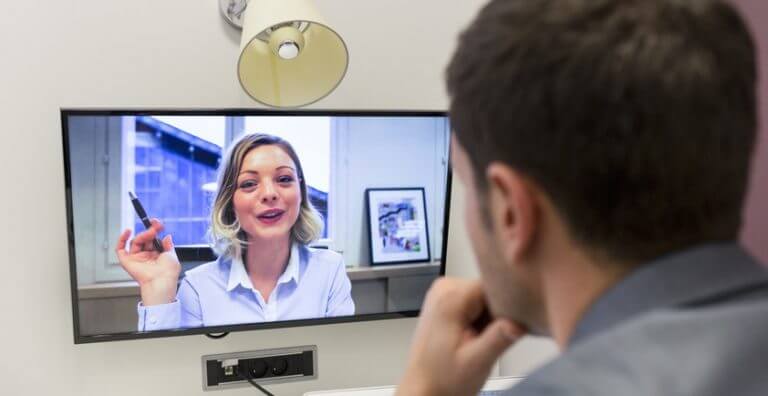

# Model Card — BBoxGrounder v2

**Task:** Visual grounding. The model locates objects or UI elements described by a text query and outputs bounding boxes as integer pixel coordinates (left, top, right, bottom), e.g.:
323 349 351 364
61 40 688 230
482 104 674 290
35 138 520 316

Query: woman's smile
257 208 286 225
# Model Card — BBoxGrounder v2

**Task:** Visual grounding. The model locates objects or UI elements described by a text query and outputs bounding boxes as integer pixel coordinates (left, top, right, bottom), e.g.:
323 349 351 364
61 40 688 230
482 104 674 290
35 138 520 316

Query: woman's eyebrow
238 166 296 176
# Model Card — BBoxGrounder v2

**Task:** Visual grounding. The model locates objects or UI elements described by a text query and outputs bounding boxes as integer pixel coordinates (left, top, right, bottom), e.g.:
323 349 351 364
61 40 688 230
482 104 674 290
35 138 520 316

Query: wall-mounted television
62 109 452 343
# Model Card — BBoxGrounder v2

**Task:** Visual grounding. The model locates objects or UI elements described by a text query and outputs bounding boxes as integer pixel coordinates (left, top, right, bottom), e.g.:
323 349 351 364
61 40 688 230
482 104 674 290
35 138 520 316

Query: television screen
62 109 451 343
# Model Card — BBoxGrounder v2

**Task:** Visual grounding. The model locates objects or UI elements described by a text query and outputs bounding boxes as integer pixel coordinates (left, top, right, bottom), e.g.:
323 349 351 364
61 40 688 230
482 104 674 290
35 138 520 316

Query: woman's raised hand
116 219 181 306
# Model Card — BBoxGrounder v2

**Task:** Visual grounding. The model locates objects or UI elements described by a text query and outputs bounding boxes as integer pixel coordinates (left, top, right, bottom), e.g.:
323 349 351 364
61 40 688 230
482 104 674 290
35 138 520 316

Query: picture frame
365 187 431 265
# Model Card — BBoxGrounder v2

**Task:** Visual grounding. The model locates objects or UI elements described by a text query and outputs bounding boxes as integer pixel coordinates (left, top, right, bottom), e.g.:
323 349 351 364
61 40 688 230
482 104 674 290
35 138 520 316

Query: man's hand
396 278 526 396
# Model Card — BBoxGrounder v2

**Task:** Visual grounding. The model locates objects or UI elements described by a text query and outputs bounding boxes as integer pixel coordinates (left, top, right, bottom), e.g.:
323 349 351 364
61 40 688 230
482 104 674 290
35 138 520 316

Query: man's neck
542 248 634 348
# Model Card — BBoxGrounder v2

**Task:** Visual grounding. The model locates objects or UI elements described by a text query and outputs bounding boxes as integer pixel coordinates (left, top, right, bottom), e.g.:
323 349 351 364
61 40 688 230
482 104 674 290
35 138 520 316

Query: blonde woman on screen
116 133 355 331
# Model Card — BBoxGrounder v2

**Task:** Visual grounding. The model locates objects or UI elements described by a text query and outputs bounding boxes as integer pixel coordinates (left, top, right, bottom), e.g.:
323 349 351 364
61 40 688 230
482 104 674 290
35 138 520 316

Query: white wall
337 117 448 266
0 0 555 394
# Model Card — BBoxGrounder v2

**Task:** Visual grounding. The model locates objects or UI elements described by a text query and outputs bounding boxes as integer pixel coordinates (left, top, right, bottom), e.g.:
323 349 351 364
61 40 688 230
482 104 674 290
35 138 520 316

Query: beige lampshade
237 0 349 108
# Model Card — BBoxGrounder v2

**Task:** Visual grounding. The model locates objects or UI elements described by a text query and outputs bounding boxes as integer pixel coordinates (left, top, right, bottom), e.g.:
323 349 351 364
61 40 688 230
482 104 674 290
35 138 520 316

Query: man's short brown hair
447 0 757 262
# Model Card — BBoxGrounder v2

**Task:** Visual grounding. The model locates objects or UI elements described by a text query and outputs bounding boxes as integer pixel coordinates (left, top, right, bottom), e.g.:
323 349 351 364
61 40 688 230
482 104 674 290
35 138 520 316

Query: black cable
237 366 275 396
205 332 230 339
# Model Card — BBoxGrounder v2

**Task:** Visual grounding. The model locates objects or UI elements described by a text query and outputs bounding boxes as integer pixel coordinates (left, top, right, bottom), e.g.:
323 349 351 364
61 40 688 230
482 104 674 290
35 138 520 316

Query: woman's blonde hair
209 133 324 260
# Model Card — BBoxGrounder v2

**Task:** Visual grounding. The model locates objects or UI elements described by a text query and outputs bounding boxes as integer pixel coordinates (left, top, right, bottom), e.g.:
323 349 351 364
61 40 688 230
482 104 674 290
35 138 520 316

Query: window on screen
126 116 332 249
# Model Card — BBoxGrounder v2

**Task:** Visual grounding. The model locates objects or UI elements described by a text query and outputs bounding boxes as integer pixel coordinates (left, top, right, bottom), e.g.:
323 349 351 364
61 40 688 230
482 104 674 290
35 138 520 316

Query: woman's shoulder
303 246 345 267
182 258 230 283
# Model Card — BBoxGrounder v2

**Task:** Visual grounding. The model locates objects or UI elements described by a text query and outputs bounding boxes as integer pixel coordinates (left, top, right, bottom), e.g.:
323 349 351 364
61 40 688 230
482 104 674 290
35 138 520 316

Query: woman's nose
261 183 278 203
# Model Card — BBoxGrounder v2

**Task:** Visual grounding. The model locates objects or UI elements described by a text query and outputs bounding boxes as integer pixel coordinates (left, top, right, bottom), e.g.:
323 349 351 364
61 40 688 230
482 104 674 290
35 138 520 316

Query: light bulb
277 41 300 59
268 25 305 60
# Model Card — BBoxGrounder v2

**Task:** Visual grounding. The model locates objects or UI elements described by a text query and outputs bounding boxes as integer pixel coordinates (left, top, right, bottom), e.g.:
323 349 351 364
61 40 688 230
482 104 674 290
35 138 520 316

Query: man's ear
485 163 538 263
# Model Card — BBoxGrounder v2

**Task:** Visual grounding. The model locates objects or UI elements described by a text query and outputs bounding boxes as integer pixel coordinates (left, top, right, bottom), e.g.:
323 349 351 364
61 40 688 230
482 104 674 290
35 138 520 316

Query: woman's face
233 144 302 242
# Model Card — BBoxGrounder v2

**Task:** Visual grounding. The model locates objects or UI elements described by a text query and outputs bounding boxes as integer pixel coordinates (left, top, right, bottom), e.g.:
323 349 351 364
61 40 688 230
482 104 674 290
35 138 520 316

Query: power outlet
202 345 317 391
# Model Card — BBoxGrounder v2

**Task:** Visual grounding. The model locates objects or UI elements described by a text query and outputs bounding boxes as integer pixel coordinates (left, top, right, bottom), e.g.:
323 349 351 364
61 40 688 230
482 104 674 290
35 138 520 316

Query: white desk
304 376 524 396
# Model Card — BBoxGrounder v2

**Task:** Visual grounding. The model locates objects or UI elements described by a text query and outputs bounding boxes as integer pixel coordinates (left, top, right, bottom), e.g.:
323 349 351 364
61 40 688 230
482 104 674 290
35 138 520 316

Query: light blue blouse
137 243 355 331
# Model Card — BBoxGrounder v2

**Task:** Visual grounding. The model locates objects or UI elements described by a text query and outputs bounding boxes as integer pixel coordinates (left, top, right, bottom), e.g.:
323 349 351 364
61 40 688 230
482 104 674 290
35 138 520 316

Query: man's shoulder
509 299 768 396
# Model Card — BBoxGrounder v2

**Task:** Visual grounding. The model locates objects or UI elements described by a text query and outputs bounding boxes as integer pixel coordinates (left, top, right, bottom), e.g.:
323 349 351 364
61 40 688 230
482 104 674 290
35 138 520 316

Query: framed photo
365 187 431 265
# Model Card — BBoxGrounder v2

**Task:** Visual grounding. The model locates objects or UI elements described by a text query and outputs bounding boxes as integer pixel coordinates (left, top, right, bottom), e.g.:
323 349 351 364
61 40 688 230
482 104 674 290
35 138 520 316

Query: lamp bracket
220 0 312 37
220 0 249 29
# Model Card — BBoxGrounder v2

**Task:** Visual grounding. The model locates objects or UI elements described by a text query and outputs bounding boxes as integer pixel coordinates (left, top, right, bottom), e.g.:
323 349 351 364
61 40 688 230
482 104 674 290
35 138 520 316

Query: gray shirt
508 243 768 396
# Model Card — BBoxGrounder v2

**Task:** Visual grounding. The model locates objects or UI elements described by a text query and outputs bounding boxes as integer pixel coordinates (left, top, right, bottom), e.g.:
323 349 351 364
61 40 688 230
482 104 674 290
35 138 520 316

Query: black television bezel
61 108 452 344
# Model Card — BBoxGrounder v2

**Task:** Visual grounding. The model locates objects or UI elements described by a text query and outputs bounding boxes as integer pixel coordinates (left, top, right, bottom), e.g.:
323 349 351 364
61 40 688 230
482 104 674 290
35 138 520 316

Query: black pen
128 191 164 253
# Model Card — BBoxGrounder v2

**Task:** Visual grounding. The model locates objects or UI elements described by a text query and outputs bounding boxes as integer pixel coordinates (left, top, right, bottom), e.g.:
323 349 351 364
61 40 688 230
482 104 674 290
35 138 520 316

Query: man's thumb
462 320 524 366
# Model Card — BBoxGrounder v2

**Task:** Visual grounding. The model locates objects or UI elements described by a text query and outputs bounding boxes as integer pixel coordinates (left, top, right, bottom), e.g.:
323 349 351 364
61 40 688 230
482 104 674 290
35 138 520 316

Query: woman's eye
278 176 295 183
239 180 257 189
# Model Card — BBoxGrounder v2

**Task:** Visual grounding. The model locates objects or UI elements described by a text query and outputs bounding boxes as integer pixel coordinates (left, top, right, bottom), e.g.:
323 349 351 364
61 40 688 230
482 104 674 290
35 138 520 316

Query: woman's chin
246 229 291 243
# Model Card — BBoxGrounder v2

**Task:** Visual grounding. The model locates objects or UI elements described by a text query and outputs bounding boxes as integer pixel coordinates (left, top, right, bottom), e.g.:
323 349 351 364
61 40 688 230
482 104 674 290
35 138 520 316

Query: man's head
447 0 757 332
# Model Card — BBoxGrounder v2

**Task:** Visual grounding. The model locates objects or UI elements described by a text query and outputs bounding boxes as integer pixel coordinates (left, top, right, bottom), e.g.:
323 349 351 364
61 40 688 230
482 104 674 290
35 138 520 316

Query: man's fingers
455 280 489 324
421 278 493 333
460 319 525 369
